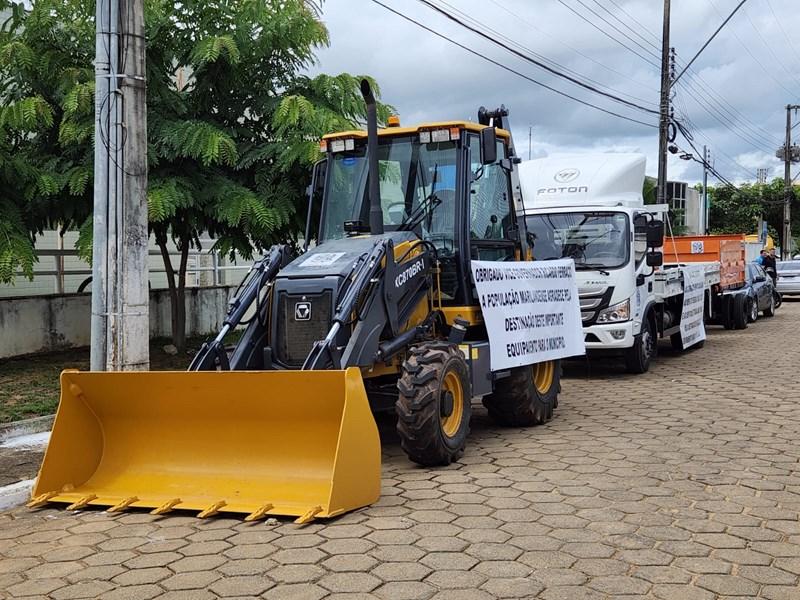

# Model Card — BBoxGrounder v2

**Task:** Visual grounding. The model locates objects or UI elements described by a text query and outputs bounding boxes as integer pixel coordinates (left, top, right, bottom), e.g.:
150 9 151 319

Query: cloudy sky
311 0 800 185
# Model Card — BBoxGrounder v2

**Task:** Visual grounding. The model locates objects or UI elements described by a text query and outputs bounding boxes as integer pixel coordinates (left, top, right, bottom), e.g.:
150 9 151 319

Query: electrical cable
367 0 658 128
434 0 658 107
485 0 660 94
550 0 661 70
417 0 659 115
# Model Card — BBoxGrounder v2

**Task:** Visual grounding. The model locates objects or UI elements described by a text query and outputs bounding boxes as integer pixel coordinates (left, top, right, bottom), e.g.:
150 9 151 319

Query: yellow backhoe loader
30 81 563 523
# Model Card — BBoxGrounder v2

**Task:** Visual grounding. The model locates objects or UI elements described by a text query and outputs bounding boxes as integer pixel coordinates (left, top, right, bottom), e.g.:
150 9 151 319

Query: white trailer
519 153 714 373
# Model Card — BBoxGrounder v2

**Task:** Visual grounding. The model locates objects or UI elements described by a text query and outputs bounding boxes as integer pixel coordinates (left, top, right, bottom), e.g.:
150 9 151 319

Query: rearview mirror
480 127 497 165
647 220 665 248
646 251 663 267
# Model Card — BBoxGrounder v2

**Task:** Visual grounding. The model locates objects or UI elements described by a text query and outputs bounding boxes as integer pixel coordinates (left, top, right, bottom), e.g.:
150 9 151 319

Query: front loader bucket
30 368 381 523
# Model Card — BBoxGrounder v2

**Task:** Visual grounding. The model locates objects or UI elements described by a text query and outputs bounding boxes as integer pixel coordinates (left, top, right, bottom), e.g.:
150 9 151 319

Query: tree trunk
155 230 183 351
174 240 190 352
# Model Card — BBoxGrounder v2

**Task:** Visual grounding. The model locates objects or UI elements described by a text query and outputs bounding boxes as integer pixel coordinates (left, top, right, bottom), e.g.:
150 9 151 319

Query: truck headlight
597 299 631 323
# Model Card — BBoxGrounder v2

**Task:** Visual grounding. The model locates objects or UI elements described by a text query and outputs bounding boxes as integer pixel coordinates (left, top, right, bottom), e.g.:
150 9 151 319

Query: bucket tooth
151 498 182 515
66 494 97 510
27 492 58 508
197 500 226 518
244 503 274 522
295 506 323 525
107 496 138 513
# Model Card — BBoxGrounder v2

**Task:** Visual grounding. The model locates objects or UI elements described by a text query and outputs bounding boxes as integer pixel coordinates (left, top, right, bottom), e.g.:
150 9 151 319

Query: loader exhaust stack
361 78 384 235
31 369 380 522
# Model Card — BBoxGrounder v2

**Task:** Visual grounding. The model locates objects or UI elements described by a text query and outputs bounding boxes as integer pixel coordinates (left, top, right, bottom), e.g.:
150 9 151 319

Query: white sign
691 240 705 254
299 252 346 268
679 264 707 349
471 259 585 371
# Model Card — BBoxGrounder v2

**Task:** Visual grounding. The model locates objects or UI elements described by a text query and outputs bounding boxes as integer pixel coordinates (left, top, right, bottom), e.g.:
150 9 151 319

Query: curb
0 479 34 511
0 415 54 443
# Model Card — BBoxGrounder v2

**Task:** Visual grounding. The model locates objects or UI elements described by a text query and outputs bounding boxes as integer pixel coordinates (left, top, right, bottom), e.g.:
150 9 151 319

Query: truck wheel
748 296 759 323
732 294 748 330
764 293 776 317
721 295 734 330
482 360 561 426
396 343 471 466
625 316 655 374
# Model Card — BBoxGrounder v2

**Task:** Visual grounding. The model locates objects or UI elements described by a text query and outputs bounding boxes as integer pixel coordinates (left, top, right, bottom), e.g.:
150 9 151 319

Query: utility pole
90 0 149 371
528 125 532 161
778 105 800 260
657 0 671 205
757 167 768 245
702 145 709 233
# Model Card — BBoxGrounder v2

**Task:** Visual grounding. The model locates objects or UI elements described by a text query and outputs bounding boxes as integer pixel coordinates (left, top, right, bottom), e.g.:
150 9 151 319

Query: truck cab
519 154 667 373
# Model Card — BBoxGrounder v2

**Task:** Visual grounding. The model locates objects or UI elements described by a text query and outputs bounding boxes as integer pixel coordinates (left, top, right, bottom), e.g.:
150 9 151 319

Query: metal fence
5 237 256 297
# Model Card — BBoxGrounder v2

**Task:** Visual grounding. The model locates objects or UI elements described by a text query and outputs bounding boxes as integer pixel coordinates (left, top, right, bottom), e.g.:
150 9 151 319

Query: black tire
772 291 782 310
721 295 734 330
482 360 561 427
396 343 471 466
670 332 683 351
625 315 656 374
732 293 748 330
764 293 776 317
748 296 759 323
671 332 705 351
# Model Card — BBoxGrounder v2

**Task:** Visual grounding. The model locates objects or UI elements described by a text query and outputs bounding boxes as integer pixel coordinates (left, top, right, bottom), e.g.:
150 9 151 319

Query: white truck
518 153 712 373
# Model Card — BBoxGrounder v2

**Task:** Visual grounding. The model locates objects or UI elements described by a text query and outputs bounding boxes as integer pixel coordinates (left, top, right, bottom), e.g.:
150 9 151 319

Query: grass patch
0 337 210 424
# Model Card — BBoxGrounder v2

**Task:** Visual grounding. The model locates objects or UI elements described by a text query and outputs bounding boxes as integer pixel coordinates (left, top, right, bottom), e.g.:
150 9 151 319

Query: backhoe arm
188 245 291 371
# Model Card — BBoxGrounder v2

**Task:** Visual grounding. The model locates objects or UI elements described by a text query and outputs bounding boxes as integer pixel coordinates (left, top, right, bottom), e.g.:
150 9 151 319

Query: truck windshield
320 136 458 249
526 212 630 270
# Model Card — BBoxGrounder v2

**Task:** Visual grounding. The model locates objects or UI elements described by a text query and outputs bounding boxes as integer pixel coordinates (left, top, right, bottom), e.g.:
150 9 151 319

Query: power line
707 0 800 98
740 2 800 92
433 0 658 108
587 0 661 54
368 0 658 128
764 0 800 66
416 0 658 115
550 0 661 70
485 0 660 94
598 0 783 146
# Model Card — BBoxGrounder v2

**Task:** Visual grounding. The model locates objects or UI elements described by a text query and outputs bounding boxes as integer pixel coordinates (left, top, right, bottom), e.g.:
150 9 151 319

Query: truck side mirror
480 127 497 165
647 220 664 247
646 251 663 267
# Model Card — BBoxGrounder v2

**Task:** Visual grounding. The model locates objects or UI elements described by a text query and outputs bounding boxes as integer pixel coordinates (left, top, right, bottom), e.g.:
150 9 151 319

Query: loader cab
315 123 519 306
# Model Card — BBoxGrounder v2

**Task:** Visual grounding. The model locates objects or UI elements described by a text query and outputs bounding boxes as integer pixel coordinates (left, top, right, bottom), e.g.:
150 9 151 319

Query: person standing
756 249 767 265
763 248 777 284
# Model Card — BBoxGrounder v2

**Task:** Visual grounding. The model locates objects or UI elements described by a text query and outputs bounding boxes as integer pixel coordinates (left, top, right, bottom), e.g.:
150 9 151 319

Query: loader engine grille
275 291 333 367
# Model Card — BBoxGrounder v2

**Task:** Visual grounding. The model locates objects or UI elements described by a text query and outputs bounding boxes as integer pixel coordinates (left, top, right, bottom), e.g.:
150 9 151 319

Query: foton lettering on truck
471 259 586 371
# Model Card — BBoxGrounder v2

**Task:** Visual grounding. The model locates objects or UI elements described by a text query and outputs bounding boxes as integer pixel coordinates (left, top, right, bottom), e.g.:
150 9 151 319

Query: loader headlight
597 299 631 324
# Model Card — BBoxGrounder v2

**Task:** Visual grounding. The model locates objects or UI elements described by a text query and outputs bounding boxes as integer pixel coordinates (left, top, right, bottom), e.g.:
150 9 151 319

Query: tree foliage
708 179 799 248
0 0 390 348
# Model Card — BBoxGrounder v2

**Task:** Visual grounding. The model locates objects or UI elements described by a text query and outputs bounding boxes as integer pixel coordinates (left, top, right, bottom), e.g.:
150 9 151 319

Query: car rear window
777 261 800 272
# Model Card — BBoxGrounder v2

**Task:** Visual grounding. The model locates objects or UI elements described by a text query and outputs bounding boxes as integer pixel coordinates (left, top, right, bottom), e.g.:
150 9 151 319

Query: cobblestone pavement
2 302 800 599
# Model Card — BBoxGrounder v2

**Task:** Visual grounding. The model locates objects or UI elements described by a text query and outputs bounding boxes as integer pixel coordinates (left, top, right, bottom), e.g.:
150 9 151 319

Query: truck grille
275 291 333 367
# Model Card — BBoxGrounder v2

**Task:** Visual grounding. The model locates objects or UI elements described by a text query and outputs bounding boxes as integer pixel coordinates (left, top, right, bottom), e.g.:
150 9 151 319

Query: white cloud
311 0 799 184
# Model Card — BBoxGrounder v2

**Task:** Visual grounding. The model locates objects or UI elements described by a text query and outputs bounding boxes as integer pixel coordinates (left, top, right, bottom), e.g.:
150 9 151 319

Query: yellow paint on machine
31 369 381 523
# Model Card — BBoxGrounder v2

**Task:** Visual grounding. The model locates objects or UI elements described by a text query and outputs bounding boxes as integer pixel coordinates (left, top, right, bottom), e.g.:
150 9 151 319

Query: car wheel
749 296 759 323
764 293 776 317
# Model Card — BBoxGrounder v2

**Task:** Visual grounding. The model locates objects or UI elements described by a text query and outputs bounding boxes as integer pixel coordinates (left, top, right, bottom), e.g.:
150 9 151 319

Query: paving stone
374 581 436 600
423 569 488 589
318 572 381 593
695 574 760 596
161 571 222 590
101 584 162 600
480 577 544 598
209 575 275 596
587 575 651 595
371 561 432 581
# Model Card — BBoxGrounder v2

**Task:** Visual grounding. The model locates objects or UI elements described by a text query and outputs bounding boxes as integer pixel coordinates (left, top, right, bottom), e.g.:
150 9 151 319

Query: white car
776 260 800 296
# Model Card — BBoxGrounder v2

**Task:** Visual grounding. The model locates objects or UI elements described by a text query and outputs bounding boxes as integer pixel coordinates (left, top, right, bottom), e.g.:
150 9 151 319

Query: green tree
0 0 390 350
708 179 799 249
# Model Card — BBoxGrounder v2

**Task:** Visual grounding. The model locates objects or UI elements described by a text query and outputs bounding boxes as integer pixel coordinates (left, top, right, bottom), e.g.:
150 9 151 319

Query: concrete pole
783 105 794 260
90 0 149 371
656 0 671 205
90 0 113 370
702 145 708 233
